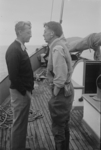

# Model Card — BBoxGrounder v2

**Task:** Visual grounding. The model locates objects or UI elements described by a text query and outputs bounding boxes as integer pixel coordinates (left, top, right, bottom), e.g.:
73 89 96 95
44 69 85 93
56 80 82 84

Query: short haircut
44 21 63 37
15 21 31 36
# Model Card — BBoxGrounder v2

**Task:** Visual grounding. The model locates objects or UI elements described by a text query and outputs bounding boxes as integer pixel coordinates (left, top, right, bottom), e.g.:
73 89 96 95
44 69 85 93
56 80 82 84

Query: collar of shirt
49 34 65 49
16 39 26 51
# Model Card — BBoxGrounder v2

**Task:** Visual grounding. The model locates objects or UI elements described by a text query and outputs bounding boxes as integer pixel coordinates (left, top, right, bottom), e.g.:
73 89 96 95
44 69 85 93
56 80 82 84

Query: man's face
43 26 53 43
20 25 32 43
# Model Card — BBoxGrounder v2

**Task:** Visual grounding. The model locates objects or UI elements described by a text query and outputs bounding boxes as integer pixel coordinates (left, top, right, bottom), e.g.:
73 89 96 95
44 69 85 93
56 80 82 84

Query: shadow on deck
0 79 100 150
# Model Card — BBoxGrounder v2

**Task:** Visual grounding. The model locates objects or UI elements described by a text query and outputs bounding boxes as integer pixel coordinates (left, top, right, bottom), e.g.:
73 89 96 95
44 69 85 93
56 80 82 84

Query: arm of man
6 48 26 95
64 44 73 82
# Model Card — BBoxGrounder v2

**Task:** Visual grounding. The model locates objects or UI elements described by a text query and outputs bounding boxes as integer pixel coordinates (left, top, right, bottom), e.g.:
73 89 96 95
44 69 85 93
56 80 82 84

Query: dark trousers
10 89 31 150
48 83 74 150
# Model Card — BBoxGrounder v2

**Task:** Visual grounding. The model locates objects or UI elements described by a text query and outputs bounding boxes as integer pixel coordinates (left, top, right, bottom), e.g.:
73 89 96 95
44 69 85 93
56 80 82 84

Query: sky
0 0 101 46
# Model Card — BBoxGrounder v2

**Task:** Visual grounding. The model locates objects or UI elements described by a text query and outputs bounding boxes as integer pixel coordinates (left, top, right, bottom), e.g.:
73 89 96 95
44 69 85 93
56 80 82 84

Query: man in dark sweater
5 21 34 150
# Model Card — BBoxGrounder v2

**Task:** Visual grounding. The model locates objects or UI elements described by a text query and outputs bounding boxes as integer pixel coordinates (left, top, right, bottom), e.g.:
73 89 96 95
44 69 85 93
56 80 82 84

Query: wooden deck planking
70 113 87 150
37 86 55 147
70 110 99 150
30 103 50 149
0 70 100 150
29 101 45 149
70 111 92 150
32 86 55 150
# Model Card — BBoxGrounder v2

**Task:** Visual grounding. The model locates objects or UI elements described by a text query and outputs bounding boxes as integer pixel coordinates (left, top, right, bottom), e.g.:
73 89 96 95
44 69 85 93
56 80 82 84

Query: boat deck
0 68 100 150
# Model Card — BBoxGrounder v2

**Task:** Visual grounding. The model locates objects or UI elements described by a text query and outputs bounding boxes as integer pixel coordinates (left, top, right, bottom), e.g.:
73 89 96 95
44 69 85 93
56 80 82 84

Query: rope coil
0 105 43 129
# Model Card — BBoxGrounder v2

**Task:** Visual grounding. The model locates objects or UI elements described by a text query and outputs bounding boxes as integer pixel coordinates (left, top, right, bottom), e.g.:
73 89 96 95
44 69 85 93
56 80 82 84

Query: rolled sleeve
52 46 67 88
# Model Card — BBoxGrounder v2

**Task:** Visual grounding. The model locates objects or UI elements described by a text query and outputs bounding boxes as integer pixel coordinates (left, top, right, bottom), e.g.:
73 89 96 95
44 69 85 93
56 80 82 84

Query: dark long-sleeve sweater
6 40 34 95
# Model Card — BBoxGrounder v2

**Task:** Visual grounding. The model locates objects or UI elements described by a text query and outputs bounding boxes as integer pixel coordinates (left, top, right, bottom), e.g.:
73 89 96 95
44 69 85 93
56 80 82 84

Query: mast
59 0 65 24
50 0 54 21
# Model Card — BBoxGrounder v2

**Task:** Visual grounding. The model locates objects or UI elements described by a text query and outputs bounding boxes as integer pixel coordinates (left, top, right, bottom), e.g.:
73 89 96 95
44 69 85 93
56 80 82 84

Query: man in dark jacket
5 21 34 150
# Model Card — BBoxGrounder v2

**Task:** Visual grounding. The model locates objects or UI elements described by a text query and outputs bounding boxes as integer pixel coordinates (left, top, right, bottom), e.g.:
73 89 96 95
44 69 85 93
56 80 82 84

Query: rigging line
50 0 54 21
60 0 65 24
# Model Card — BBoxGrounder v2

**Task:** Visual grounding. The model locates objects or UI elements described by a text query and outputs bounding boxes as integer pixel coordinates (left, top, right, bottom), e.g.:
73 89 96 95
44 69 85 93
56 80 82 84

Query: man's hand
53 86 60 96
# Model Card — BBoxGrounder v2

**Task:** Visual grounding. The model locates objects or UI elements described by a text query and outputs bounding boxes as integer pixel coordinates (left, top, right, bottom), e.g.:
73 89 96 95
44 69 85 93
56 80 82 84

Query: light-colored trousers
10 89 31 150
